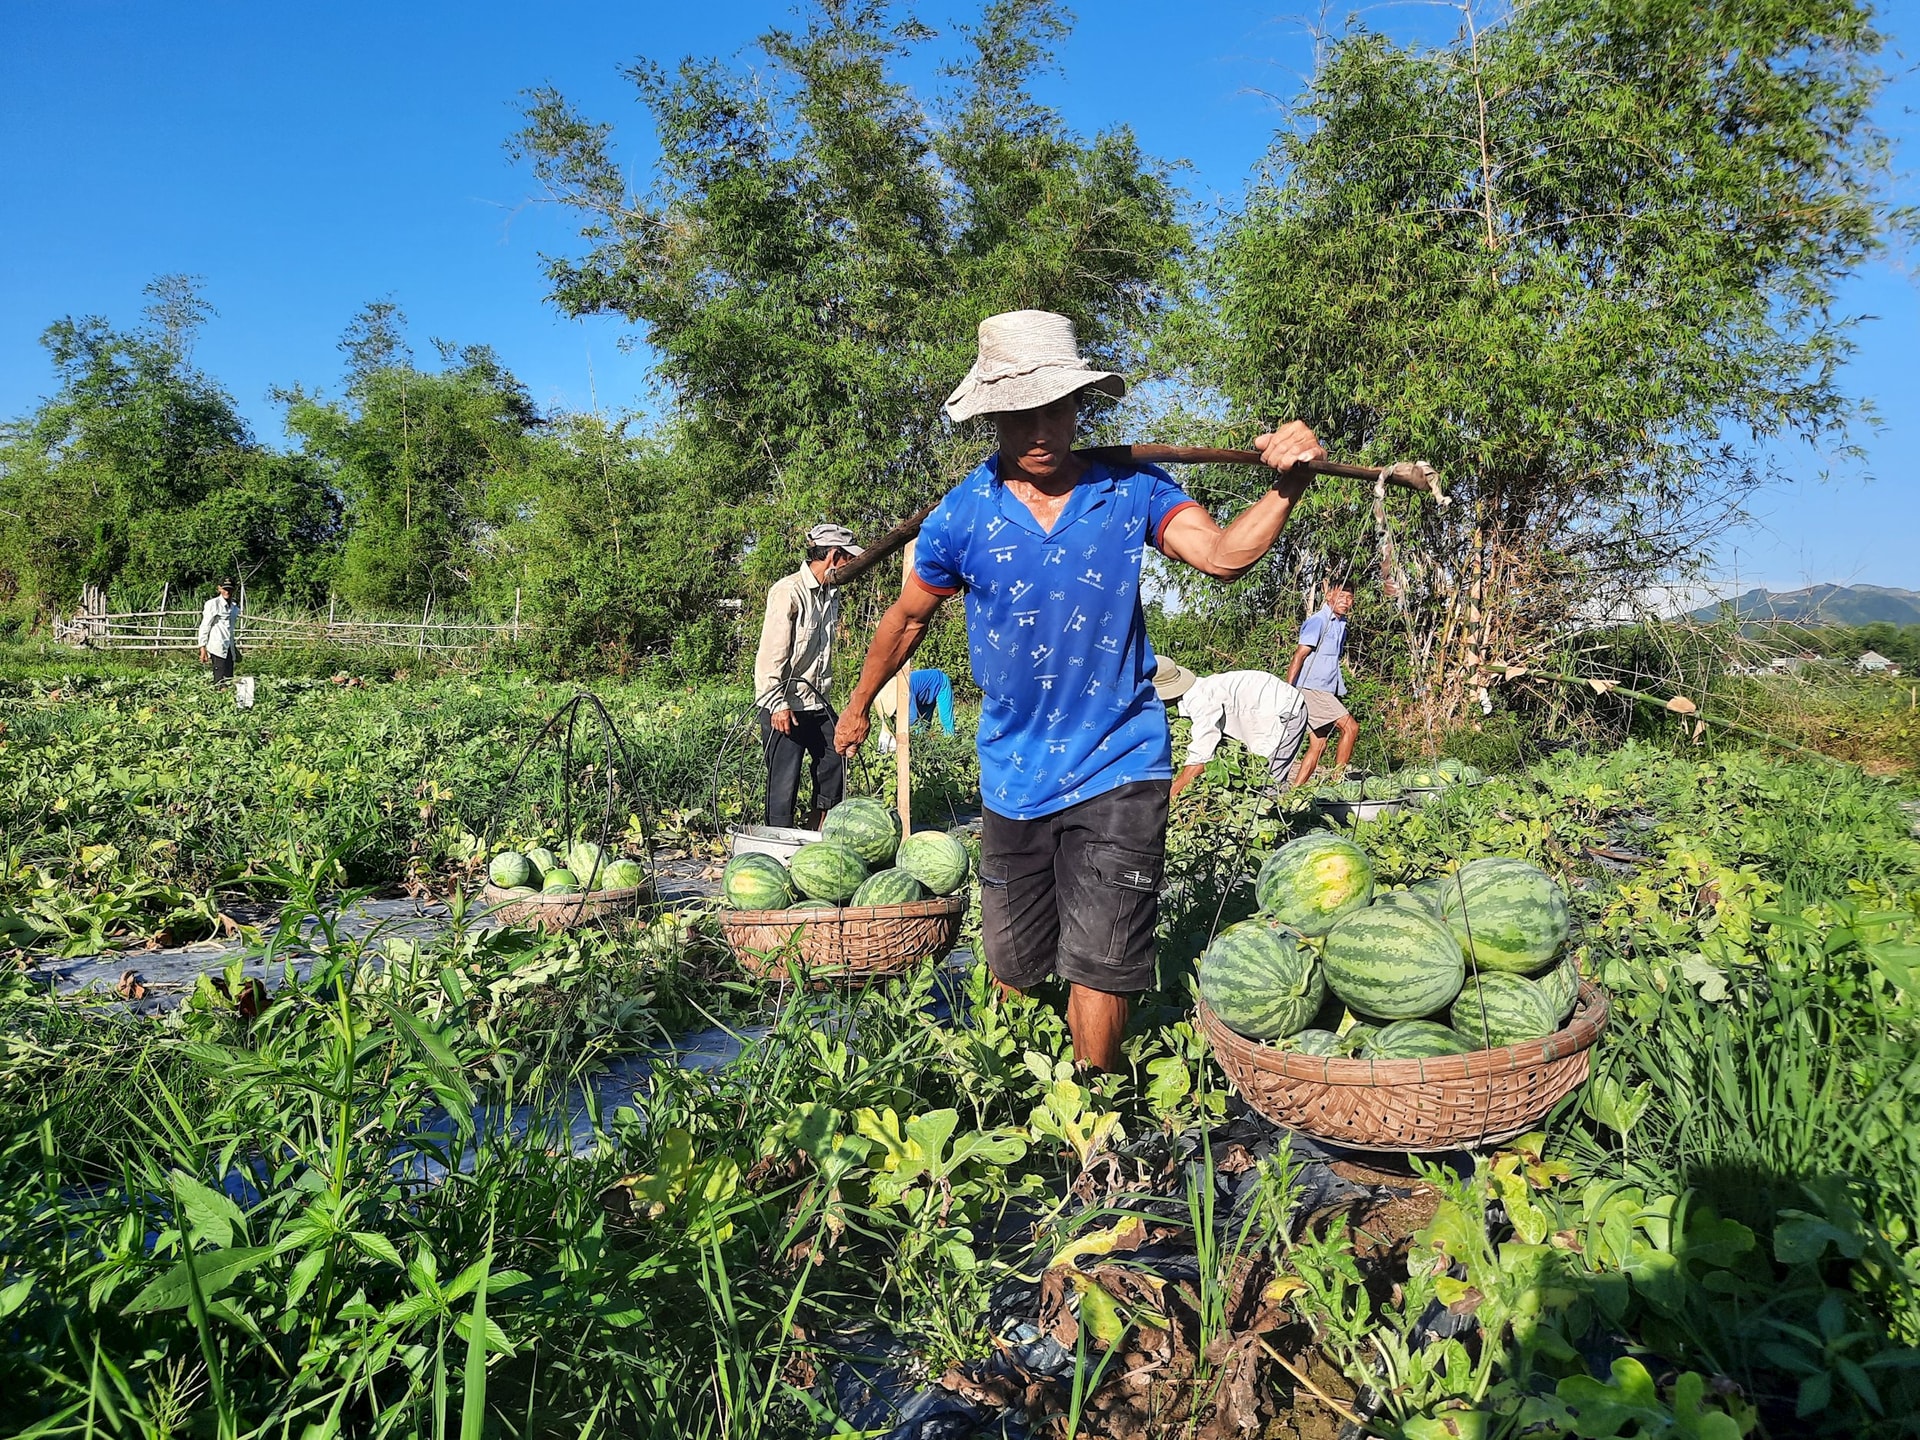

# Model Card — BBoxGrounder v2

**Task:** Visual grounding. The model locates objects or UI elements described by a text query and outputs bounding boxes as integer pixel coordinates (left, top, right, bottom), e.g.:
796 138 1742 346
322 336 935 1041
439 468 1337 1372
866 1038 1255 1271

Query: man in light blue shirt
833 309 1325 1071
1286 577 1358 784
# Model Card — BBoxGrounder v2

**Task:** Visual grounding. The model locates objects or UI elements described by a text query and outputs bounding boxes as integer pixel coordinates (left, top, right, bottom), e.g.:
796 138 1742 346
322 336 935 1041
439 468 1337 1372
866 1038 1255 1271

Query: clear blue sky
2 2 1914 595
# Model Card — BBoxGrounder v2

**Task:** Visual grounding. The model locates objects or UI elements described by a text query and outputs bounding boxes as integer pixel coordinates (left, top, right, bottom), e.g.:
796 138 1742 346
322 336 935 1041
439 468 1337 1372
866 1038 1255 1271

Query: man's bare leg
1293 731 1329 787
1066 984 1128 1072
1333 714 1359 770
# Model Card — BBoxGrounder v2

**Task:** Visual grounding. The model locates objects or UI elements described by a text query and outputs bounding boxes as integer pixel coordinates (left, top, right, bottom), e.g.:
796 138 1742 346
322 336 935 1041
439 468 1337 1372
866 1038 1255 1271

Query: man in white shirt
753 522 862 829
1154 660 1309 799
197 580 242 682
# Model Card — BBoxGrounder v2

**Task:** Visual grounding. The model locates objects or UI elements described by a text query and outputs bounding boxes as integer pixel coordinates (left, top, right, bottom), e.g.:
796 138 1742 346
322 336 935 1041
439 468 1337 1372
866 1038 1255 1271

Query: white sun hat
942 310 1127 423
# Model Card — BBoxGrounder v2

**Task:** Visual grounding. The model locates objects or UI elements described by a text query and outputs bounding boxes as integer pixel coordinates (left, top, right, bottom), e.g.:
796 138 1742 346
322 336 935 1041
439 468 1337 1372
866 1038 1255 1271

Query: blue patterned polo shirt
913 453 1200 819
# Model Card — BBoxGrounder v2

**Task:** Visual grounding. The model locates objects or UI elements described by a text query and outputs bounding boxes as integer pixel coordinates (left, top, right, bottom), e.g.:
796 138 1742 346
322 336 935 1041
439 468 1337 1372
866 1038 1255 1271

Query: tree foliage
509 0 1187 588
1174 0 1906 726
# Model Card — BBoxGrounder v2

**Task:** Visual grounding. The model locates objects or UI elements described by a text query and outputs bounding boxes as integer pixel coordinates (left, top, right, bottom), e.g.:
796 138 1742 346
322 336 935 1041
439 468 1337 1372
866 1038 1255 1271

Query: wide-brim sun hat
1152 659 1198 703
943 310 1126 423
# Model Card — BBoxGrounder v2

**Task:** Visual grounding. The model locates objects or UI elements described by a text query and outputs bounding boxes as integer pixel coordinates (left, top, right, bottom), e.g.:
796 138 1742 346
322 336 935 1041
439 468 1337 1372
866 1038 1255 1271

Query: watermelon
1198 918 1325 1042
1410 875 1456 916
822 797 902 868
1322 903 1466 1020
524 846 558 881
1374 888 1437 917
568 841 609 884
1365 1020 1475 1058
599 858 645 891
541 868 580 894
790 899 838 912
1459 764 1486 783
502 885 539 899
1362 775 1402 801
1436 758 1470 781
897 830 970 896
790 840 869 902
1438 857 1569 974
1451 972 1558 1049
851 867 928 908
1287 1029 1344 1056
489 851 532 889
1406 770 1441 789
1536 954 1580 1024
1333 778 1366 802
722 852 795 910
1340 1024 1378 1057
1255 835 1374 937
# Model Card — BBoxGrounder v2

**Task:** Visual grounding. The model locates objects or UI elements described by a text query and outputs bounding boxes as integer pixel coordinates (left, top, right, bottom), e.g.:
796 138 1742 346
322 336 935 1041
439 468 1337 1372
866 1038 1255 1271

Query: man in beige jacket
754 522 862 829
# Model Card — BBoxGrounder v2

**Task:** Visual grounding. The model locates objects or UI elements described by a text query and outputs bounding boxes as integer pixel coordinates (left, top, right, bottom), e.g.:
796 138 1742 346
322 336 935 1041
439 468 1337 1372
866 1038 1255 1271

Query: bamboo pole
155 583 167 649
895 541 915 836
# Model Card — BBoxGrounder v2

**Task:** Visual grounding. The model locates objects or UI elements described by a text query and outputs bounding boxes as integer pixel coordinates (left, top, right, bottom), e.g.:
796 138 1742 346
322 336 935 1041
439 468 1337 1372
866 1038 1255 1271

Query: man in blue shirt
876 667 957 744
833 310 1325 1070
1286 577 1358 786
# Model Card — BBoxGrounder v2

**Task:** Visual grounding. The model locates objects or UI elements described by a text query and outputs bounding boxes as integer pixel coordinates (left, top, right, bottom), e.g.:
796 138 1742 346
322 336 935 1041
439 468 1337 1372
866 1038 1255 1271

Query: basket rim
724 894 967 925
1199 979 1609 1085
482 882 650 906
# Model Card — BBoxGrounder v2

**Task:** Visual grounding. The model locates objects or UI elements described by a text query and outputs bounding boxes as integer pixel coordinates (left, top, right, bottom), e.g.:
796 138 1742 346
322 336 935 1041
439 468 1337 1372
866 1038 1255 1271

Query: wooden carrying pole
823 446 1444 590
894 541 915 835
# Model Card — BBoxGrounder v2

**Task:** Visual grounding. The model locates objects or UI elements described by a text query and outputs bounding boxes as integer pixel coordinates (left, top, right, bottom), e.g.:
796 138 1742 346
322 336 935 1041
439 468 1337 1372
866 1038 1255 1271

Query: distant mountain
1687 584 1920 627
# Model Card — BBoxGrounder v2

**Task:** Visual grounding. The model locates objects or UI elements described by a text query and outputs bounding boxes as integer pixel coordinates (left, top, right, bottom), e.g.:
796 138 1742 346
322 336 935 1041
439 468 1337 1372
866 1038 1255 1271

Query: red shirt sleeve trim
1153 500 1203 552
909 571 960 598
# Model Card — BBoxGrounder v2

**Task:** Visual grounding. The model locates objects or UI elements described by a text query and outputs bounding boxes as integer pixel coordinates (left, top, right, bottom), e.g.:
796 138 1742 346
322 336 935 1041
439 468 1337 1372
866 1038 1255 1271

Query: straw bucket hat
943 310 1126 423
1152 659 1198 703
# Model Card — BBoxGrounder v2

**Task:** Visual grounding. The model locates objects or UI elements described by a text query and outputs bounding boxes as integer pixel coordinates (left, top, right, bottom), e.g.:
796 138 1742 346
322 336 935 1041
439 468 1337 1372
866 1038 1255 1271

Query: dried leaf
1666 694 1698 714
116 970 147 1001
1588 677 1615 695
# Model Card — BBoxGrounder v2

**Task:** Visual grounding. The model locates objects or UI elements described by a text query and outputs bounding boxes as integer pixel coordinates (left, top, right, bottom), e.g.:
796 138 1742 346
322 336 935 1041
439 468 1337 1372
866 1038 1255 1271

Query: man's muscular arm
834 579 948 755
1158 422 1328 581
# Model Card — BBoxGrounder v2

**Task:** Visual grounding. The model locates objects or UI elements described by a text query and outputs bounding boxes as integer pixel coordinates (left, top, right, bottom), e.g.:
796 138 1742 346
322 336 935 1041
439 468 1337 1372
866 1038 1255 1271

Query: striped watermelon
523 846 558 882
823 798 902 868
1287 1029 1344 1056
1451 972 1558 1049
850 867 927 907
1365 1020 1475 1058
1374 889 1437 917
1536 954 1580 1024
489 851 531 889
541 868 580 895
1255 834 1374 937
1322 903 1466 1020
897 831 970 896
568 841 609 884
1340 1024 1378 1057
1436 758 1470 781
1410 875 1456 916
1198 918 1325 1042
723 852 795 909
790 841 869 902
599 858 645 891
791 899 838 912
1437 857 1569 974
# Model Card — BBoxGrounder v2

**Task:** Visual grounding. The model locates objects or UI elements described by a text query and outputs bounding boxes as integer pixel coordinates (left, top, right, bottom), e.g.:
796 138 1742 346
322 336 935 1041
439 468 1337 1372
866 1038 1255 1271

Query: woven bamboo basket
723 895 965 984
483 883 651 935
1199 980 1609 1153
1312 796 1404 823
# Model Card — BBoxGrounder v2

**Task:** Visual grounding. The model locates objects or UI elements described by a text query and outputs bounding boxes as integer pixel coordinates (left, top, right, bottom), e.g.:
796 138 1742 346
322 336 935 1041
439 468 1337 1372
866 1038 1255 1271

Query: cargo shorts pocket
1081 841 1163 964
979 852 1060 988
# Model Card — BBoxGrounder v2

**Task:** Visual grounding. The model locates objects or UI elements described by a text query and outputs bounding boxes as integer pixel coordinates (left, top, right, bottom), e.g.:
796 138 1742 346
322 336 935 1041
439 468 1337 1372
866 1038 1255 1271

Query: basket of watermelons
1396 757 1488 808
718 797 971 983
483 841 652 934
1194 833 1606 1152
1310 772 1406 822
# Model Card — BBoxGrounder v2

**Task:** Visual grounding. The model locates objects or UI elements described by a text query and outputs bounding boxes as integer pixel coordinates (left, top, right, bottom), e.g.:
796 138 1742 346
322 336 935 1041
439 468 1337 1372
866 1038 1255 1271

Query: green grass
6 695 1920 1435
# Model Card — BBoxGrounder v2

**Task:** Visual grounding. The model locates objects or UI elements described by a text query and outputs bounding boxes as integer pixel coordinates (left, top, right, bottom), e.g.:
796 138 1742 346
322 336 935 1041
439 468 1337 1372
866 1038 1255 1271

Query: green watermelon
1322 903 1466 1020
1459 764 1486 783
1333 778 1366 802
1340 1024 1378 1057
1362 775 1402 801
541 868 580 895
1373 888 1436 917
1198 918 1325 1042
489 851 532 889
599 858 645 891
790 898 839 912
1255 834 1374 937
1287 1028 1344 1056
896 830 970 896
1410 875 1455 915
1406 770 1441 789
1438 857 1569 974
568 841 609 883
850 867 927 908
1436 757 1470 781
722 852 795 910
822 797 902 868
1365 1019 1475 1058
1536 954 1580 1024
524 846 558 881
790 840 869 902
1451 972 1559 1049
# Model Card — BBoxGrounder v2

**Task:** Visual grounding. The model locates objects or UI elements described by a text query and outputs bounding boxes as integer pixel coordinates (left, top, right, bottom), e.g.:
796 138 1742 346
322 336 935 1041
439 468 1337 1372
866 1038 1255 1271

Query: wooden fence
54 584 530 657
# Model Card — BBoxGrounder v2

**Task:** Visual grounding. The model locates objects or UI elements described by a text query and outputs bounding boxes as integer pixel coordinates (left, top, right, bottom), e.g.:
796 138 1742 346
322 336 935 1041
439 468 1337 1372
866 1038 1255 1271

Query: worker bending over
1155 662 1309 799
